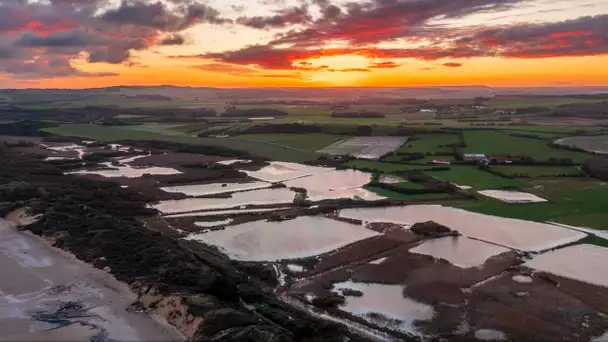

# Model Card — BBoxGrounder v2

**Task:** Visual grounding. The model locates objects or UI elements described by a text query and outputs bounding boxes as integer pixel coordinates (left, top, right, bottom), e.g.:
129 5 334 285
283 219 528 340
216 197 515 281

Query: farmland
5 87 608 342
427 166 524 189
462 130 589 162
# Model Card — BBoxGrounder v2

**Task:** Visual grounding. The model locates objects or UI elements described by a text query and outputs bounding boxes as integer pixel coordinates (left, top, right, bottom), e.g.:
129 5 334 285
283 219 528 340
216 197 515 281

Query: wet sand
0 220 183 342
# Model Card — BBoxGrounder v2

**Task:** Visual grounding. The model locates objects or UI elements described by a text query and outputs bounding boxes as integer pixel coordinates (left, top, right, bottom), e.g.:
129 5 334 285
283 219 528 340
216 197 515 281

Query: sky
1 0 607 88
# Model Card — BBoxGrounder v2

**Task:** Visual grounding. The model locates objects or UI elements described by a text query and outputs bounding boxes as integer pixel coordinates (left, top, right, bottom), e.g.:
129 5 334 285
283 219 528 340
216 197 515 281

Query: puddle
194 219 233 228
525 244 608 287
152 188 296 214
184 216 379 261
478 190 547 203
369 257 387 265
67 162 180 178
216 159 252 165
332 281 434 335
475 329 506 341
409 236 510 268
161 182 271 197
339 205 586 251
287 264 304 272
44 157 76 161
453 183 472 190
285 170 384 201
244 162 332 182
512 275 533 284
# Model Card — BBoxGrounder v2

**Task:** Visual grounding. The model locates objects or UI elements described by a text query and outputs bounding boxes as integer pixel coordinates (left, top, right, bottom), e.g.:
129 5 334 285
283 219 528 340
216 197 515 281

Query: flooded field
244 161 332 182
164 207 292 218
525 244 608 287
285 169 383 201
185 216 379 261
0 220 180 342
409 236 510 268
332 281 434 335
67 162 181 178
478 190 547 203
318 136 408 160
152 188 296 214
339 205 586 251
555 135 608 154
161 181 271 196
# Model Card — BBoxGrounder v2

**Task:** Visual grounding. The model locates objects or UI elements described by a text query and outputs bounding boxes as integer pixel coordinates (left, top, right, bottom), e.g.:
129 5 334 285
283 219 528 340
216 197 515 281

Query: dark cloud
0 0 229 78
101 1 231 30
236 5 310 29
16 30 98 47
194 12 608 71
160 34 185 45
270 0 525 46
443 62 462 67
368 61 401 68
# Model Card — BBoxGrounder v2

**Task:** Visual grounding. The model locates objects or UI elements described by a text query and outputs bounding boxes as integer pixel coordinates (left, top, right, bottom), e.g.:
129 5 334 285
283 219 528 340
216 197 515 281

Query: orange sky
2 0 608 88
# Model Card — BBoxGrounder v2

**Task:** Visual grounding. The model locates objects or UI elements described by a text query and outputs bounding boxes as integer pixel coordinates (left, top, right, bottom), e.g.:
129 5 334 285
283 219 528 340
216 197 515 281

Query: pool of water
244 162 332 182
67 162 181 178
332 281 434 335
161 182 271 197
339 205 586 252
525 244 608 288
184 216 379 261
194 219 233 228
152 188 296 214
409 236 510 268
163 207 292 218
285 170 384 201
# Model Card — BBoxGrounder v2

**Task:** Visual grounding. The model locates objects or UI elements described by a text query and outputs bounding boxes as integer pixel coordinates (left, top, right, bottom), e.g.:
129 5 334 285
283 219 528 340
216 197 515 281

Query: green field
491 165 583 177
427 166 524 189
365 186 450 200
397 133 460 154
115 114 149 119
234 133 347 151
42 124 320 162
346 160 435 173
486 96 604 109
456 179 608 230
462 130 589 162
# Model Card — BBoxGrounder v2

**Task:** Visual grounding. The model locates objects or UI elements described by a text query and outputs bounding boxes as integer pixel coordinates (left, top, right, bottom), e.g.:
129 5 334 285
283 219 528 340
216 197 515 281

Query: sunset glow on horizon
1 0 608 88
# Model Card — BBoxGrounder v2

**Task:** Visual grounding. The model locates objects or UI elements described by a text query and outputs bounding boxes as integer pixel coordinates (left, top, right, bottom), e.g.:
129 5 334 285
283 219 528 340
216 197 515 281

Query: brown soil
138 292 202 340
5 207 40 227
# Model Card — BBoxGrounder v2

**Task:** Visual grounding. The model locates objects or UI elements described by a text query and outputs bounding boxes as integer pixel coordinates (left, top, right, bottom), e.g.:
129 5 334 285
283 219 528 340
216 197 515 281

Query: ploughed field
37 139 608 342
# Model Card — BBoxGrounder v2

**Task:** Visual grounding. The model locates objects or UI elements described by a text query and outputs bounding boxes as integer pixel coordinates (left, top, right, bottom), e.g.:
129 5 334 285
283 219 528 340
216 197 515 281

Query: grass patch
346 160 434 173
463 130 589 162
427 166 524 189
115 114 149 119
234 133 346 151
490 165 583 177
398 133 460 154
42 124 320 162
455 179 608 230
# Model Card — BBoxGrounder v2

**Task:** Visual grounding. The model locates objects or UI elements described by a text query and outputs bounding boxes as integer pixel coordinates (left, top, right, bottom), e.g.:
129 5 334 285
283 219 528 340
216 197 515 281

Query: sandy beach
0 219 183 342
